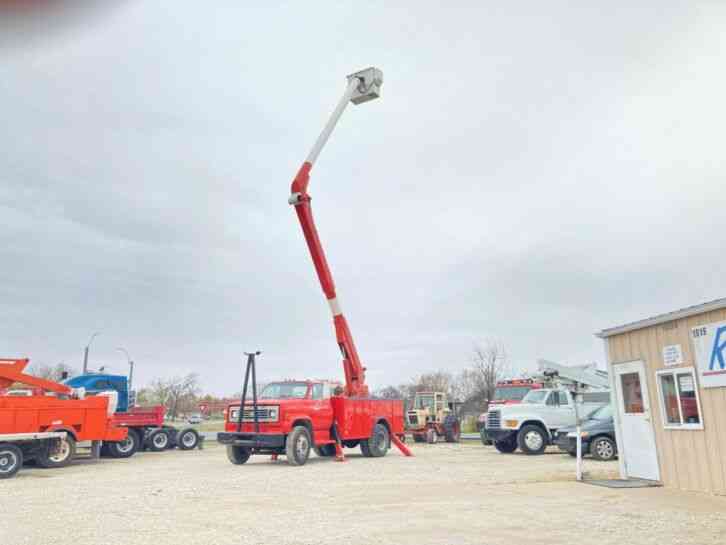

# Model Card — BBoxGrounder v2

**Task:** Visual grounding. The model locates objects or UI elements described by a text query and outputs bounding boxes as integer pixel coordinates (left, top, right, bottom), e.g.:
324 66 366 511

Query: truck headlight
504 419 519 429
269 407 279 421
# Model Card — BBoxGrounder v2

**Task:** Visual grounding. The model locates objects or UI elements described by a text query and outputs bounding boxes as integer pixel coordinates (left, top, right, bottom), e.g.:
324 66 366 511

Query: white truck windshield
521 390 549 404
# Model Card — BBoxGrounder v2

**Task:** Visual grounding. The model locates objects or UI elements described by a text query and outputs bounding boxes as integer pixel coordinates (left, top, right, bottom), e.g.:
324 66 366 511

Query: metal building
597 298 726 494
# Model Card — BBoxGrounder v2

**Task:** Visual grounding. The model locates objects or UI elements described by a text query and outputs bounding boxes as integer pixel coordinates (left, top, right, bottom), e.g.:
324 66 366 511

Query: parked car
553 404 617 461
187 413 203 424
485 388 610 455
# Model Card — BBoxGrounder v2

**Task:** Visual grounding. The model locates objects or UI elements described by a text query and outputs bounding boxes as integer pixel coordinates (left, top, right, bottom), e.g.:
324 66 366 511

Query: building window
656 367 703 430
620 372 644 414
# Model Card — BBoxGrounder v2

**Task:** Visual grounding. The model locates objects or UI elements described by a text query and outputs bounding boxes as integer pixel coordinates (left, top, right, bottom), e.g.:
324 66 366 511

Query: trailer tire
177 428 200 450
0 443 23 479
148 429 170 452
360 423 389 458
443 415 461 443
285 426 311 466
106 428 140 458
313 444 336 457
517 424 548 455
226 445 251 465
36 435 76 468
494 438 518 453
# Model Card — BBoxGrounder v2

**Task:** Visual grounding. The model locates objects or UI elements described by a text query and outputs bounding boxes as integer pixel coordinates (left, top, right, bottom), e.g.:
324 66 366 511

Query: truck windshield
521 390 549 404
260 382 308 399
493 387 531 401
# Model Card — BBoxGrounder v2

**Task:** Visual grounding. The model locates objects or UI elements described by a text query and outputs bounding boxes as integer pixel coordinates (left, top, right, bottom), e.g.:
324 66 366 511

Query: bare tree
374 385 405 399
412 370 454 394
148 373 201 420
28 362 77 383
468 341 509 407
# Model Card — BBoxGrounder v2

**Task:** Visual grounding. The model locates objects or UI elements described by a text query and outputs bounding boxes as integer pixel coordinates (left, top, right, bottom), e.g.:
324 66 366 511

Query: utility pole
83 331 101 374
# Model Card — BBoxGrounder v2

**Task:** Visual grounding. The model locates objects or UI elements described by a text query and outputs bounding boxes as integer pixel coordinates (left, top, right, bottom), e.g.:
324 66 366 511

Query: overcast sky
1 2 725 395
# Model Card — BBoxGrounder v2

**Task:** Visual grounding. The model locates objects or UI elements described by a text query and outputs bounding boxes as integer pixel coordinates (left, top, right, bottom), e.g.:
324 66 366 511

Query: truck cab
485 388 610 455
65 374 130 412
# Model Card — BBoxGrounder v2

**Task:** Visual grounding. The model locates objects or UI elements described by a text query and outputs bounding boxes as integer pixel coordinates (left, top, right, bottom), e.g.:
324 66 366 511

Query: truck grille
487 409 501 429
229 405 278 423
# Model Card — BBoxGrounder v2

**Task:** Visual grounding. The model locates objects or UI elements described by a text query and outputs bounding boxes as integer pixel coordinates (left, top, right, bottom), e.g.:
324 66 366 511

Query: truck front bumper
484 428 517 443
217 432 285 449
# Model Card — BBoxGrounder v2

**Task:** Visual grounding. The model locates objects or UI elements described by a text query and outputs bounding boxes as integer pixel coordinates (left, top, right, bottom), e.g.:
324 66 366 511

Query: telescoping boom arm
288 67 383 398
0 358 73 395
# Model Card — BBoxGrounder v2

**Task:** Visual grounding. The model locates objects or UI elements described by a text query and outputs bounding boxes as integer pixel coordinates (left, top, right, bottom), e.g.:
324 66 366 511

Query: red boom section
290 162 368 398
0 358 72 395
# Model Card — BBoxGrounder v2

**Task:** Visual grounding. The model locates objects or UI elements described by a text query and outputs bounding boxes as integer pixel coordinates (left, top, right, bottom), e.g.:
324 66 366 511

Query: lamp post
116 347 134 391
82 331 101 374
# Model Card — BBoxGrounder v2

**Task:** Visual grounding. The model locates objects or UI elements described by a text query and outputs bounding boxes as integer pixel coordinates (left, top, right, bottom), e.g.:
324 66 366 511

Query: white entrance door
614 361 660 481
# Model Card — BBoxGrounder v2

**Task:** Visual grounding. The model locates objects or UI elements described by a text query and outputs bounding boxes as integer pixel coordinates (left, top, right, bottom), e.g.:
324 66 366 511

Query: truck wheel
0 443 23 479
480 428 492 446
106 429 140 458
590 436 617 461
517 425 548 455
148 429 170 452
444 415 461 443
285 426 311 466
36 435 76 468
226 445 251 465
494 438 518 453
425 428 438 444
177 428 200 451
313 444 336 457
361 423 389 458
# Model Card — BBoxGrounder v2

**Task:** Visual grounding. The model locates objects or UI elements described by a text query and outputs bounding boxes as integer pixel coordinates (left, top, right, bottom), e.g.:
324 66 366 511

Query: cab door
310 383 334 442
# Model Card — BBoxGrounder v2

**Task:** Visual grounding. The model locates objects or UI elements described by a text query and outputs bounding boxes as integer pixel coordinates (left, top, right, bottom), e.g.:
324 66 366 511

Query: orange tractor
0 358 130 475
405 391 462 443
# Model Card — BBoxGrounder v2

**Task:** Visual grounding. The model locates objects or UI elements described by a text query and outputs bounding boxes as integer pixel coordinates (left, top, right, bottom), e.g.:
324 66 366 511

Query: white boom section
536 359 610 390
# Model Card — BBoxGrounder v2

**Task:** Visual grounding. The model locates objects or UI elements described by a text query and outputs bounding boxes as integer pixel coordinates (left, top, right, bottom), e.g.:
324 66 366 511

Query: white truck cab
485 388 609 455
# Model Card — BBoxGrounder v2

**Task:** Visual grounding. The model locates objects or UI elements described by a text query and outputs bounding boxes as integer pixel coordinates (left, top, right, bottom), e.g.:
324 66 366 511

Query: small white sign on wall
691 320 726 388
662 344 684 367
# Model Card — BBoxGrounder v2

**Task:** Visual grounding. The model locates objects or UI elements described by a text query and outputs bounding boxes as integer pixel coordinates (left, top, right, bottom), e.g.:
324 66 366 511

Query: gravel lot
3 441 726 545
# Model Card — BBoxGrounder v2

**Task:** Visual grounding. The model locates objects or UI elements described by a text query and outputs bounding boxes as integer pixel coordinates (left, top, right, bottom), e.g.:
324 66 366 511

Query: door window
311 384 324 400
656 368 703 429
620 372 644 414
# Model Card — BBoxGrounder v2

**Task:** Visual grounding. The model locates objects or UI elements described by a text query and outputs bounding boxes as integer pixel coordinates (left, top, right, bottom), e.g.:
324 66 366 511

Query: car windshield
260 382 308 399
521 390 549 404
587 404 613 420
493 387 531 401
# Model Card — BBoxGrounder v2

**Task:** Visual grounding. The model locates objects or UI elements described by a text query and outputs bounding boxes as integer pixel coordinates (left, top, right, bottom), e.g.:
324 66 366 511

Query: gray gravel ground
3 441 726 545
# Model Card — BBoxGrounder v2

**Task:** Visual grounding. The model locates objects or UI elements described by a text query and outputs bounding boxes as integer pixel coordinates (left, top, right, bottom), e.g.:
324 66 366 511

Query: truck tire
0 443 23 479
360 423 389 458
106 428 140 458
494 438 518 453
177 428 200 450
443 415 461 443
590 436 617 461
412 433 425 443
480 428 493 446
36 435 76 468
425 428 438 444
517 425 548 455
285 426 312 466
148 429 170 452
226 445 251 465
313 444 336 457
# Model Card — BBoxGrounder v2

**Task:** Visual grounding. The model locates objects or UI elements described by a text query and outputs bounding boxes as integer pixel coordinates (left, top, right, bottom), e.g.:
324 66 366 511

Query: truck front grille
229 405 278 423
487 409 501 429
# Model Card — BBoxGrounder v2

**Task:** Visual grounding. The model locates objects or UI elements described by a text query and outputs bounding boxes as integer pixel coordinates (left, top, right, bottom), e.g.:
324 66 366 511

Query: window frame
655 366 704 431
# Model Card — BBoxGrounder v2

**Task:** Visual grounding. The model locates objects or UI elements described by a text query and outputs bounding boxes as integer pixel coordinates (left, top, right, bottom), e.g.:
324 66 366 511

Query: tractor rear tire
412 433 425 443
226 445 251 465
0 443 23 479
443 415 461 443
36 435 76 468
360 423 389 458
494 438 518 454
425 428 438 444
285 426 312 466
177 428 200 451
148 429 170 452
106 428 140 458
313 444 337 457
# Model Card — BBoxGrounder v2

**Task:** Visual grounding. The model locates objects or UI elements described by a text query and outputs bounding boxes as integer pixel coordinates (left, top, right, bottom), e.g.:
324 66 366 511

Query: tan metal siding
607 308 726 494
